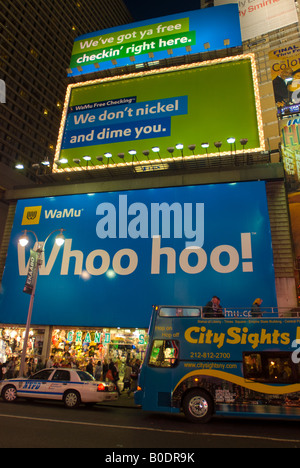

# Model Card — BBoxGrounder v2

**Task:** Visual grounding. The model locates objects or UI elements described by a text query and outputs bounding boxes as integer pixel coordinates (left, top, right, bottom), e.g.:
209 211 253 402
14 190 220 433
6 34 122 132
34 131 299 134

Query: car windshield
76 370 95 382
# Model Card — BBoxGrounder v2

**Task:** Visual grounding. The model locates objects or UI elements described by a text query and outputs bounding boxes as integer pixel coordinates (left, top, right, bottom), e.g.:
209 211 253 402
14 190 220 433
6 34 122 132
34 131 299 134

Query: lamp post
18 229 65 377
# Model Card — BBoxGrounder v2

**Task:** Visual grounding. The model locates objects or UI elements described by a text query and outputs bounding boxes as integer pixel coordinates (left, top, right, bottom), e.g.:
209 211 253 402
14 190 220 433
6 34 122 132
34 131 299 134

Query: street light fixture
18 229 65 377
55 231 65 247
227 137 236 155
214 141 222 152
201 143 209 156
151 147 161 160
176 144 184 157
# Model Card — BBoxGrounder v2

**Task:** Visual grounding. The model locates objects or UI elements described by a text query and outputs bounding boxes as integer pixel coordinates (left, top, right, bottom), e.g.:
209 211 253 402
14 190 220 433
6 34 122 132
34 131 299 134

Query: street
0 397 299 450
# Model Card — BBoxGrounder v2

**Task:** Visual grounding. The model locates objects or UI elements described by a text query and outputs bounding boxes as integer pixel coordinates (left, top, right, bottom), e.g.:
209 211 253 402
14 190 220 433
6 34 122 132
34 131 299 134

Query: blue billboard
0 182 277 328
68 5 242 77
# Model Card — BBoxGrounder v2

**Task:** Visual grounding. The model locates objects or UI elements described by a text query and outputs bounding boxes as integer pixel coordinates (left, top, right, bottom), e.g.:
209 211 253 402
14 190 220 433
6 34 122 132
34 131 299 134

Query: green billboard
55 54 264 171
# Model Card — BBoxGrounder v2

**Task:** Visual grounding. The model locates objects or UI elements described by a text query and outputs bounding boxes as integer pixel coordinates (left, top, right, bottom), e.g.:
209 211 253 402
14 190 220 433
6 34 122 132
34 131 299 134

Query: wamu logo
292 340 300 364
26 211 38 221
0 80 6 104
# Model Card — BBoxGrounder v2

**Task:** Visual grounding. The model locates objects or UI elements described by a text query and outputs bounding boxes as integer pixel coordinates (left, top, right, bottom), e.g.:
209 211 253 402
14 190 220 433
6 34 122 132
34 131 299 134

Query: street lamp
18 229 65 377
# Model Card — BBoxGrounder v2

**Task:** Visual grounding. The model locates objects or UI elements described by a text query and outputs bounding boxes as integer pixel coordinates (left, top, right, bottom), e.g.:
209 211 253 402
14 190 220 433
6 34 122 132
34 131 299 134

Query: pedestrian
86 358 94 376
24 358 29 377
35 358 43 372
69 357 77 368
6 357 16 379
14 358 20 377
250 298 263 318
102 358 109 380
1 361 7 380
46 355 54 368
123 360 132 391
203 296 224 318
27 357 35 377
108 361 121 395
95 361 102 381
128 359 140 397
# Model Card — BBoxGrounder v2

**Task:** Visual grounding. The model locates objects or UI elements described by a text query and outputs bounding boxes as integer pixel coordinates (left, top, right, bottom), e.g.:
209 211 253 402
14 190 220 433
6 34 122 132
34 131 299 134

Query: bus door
140 338 180 413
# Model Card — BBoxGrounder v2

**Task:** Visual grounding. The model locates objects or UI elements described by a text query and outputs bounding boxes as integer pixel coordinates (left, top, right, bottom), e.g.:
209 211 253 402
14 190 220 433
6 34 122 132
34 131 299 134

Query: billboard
269 43 300 116
215 0 298 42
55 55 264 172
68 5 242 77
279 116 300 269
0 182 277 328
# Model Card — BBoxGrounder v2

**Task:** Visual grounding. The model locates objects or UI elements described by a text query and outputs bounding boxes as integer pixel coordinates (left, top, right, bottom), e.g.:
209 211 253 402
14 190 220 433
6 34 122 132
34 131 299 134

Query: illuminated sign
269 42 300 115
68 5 242 76
55 54 264 172
215 0 297 42
0 182 277 328
134 163 169 172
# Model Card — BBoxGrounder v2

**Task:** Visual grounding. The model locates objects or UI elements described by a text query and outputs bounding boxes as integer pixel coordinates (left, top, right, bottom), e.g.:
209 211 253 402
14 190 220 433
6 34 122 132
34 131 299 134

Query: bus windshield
160 307 201 317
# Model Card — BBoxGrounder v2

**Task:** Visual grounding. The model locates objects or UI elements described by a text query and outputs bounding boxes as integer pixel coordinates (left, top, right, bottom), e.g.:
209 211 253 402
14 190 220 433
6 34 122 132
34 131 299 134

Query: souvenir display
49 327 147 383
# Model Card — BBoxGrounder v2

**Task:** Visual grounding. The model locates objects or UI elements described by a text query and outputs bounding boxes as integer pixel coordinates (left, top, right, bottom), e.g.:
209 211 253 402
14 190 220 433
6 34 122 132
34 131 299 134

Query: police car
0 368 118 408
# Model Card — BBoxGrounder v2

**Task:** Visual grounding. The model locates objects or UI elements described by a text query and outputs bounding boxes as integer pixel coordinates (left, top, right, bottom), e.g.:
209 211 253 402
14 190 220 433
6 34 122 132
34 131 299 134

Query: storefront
0 324 148 380
49 326 148 379
0 326 46 375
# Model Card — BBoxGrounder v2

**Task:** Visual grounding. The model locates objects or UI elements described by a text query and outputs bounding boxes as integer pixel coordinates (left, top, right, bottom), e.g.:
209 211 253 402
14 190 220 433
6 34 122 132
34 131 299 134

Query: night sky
123 0 201 21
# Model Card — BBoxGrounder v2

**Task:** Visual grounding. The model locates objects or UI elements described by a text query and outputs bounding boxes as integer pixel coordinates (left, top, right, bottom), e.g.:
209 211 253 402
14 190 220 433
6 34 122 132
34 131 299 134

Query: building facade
0 0 132 242
0 3 300 375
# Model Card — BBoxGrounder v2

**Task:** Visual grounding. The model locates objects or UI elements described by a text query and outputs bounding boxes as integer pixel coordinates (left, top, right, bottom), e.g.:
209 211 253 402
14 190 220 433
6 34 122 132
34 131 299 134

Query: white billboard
215 0 298 41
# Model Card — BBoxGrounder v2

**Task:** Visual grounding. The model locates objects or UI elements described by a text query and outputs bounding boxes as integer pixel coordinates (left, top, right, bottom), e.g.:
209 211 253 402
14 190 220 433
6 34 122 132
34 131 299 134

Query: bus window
267 358 292 383
296 363 300 382
149 340 179 368
160 307 201 317
243 352 295 383
243 353 262 380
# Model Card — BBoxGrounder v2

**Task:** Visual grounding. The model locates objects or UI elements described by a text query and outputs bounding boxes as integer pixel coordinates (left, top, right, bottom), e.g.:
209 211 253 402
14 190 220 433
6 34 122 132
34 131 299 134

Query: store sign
0 182 277 328
215 0 297 42
55 55 264 171
68 5 242 76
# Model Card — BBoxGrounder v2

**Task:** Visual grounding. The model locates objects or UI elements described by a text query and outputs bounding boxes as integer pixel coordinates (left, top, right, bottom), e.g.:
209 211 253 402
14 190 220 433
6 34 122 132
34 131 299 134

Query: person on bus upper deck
203 296 224 318
250 298 263 318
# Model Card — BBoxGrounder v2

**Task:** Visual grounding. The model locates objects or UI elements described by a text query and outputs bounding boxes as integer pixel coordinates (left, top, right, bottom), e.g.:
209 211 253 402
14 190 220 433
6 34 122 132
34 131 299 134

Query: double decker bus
134 305 300 423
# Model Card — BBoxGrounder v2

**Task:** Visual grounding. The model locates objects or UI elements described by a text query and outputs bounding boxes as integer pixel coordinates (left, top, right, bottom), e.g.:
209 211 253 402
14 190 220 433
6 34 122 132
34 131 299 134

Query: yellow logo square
21 206 42 225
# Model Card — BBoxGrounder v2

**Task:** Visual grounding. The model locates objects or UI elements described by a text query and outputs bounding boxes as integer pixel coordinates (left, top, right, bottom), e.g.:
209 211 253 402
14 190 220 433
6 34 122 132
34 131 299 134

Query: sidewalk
101 392 139 409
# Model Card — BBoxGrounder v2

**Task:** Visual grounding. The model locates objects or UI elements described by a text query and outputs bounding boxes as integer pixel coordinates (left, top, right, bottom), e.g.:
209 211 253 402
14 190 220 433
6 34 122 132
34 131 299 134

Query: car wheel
182 389 213 423
63 390 81 408
2 385 18 403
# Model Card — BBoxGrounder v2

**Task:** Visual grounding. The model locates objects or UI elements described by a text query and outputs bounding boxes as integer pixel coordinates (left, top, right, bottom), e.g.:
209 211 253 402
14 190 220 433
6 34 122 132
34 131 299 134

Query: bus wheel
182 389 213 423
